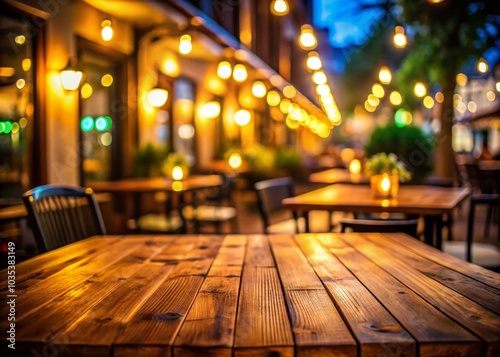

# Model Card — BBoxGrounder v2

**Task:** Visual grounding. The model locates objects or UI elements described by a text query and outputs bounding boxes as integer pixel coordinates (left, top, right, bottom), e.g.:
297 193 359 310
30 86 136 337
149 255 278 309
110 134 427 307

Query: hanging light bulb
148 87 169 107
270 0 289 16
234 109 251 126
299 25 317 50
232 63 247 82
202 101 221 118
306 52 322 71
477 58 488 73
393 26 407 48
60 57 84 91
312 71 327 85
217 61 232 79
252 81 267 98
101 20 113 41
378 66 392 84
179 34 192 54
414 82 427 97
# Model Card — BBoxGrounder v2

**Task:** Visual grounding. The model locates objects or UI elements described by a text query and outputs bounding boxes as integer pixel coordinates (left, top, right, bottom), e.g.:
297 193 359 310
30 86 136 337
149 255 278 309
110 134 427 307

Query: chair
180 173 238 233
339 218 419 238
23 185 106 253
254 177 303 234
466 194 500 262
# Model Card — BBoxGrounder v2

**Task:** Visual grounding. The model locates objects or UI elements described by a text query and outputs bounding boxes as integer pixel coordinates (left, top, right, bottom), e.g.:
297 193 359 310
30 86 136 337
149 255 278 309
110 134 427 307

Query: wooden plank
0 236 122 286
174 235 246 357
54 261 175 357
269 235 356 356
318 233 482 357
234 235 294 357
14 239 169 356
341 233 500 356
294 234 416 356
381 232 499 287
114 236 223 356
363 233 500 315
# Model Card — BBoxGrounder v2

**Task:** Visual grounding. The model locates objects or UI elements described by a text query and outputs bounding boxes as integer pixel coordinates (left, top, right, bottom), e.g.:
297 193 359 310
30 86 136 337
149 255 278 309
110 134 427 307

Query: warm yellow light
456 73 468 86
15 78 25 89
349 159 361 174
252 81 267 98
380 174 391 194
101 26 113 42
435 92 444 103
202 101 221 118
467 101 477 113
283 85 296 98
179 34 192 54
234 109 251 126
232 64 247 82
423 96 434 109
19 117 27 128
228 153 243 169
367 94 380 107
22 58 31 72
279 99 292 114
299 26 317 50
15 35 25 45
286 115 300 129
267 90 281 106
496 81 500 92
147 88 168 107
316 84 330 96
101 74 113 87
270 0 289 15
379 66 392 84
312 71 327 85
393 26 407 48
81 83 93 99
0 67 15 77
172 166 184 181
414 82 427 97
486 91 496 101
364 100 376 112
428 0 444 3
477 58 488 73
321 94 334 105
162 58 180 77
306 52 322 71
372 83 385 98
217 61 232 79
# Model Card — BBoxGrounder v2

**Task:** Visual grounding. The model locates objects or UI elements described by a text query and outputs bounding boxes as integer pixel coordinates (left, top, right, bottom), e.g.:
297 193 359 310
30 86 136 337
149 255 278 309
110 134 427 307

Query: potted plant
162 152 191 181
133 143 169 178
365 152 411 198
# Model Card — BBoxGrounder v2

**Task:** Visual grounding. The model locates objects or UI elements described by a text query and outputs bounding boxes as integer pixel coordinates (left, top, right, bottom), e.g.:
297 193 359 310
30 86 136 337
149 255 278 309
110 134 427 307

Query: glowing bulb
423 96 434 109
233 64 247 82
252 81 267 98
16 79 25 89
312 71 327 85
228 153 242 169
414 82 427 97
379 66 392 84
234 109 251 126
435 92 444 103
267 91 281 106
179 34 192 54
217 61 232 79
477 58 488 73
349 159 361 174
148 88 168 107
306 53 322 71
22 58 31 72
393 26 407 48
172 166 184 181
299 26 317 49
101 26 113 41
202 101 221 118
372 83 385 98
283 85 296 98
101 74 113 87
271 0 289 15
81 83 93 99
380 175 391 193
456 73 468 86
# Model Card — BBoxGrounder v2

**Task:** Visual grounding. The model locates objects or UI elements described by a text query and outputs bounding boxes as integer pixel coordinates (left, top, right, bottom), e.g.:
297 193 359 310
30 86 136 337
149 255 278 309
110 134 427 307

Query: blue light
81 116 94 132
95 116 107 131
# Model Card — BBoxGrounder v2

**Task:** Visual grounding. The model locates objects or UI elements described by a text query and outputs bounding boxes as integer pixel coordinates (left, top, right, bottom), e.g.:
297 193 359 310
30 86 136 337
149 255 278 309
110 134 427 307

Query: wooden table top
309 168 369 184
2 233 498 356
283 184 470 216
88 175 223 193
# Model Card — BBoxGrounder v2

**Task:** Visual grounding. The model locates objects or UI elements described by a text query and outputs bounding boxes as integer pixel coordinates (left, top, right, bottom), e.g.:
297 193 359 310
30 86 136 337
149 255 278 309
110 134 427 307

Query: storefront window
0 11 34 193
172 77 196 165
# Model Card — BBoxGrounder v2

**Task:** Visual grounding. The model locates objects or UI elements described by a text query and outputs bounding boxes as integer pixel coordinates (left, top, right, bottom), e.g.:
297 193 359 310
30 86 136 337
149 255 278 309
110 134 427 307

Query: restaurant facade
0 0 340 190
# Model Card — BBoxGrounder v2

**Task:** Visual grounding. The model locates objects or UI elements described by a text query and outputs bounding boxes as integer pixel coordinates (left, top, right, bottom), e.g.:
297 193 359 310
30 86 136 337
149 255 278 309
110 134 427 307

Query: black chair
340 218 419 238
23 185 106 253
180 173 238 233
254 177 303 234
466 194 500 262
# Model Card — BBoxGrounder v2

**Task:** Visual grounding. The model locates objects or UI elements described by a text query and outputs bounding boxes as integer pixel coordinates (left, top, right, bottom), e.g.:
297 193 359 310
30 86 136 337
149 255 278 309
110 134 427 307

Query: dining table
282 184 470 249
309 168 369 184
1 233 498 356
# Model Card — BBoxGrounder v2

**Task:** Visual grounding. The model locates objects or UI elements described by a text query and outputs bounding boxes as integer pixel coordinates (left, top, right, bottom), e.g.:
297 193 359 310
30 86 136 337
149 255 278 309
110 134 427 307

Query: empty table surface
309 168 368 184
2 233 498 356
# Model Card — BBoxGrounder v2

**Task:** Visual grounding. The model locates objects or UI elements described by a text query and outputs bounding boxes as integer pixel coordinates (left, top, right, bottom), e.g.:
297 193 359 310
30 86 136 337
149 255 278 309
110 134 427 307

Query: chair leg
466 202 475 263
484 205 493 239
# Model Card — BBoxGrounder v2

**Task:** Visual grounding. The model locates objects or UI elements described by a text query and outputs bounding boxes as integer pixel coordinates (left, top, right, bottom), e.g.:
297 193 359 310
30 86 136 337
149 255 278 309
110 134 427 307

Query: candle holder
370 173 399 198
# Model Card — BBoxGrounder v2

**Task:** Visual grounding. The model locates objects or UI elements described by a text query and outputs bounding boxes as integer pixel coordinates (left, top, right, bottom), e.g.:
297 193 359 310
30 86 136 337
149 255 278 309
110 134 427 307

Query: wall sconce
60 57 84 91
101 20 113 41
202 101 221 118
148 87 169 107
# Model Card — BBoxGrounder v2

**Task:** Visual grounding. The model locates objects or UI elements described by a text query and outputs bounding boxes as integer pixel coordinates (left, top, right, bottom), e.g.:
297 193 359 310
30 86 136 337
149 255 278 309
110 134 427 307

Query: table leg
304 211 310 233
423 216 436 246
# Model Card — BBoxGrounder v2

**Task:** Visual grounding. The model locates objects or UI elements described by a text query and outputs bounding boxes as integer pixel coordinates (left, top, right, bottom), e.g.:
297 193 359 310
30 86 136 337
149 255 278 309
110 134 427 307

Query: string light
393 26 407 48
270 0 289 16
179 34 192 54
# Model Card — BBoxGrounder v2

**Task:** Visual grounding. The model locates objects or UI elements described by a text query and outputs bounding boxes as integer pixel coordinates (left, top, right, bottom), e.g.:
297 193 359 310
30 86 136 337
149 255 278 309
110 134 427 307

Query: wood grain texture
342 233 500 356
174 235 246 356
234 235 294 355
318 233 482 357
269 235 356 356
294 234 416 357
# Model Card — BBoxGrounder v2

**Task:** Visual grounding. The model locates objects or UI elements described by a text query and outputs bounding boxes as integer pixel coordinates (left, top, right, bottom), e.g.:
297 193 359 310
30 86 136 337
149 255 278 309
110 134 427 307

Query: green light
3 121 12 134
105 116 112 129
0 122 5 133
95 116 106 131
81 116 94 132
394 109 405 127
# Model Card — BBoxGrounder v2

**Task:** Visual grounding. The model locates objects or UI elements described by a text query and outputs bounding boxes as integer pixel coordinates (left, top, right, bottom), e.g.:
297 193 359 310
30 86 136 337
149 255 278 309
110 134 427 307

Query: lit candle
379 174 391 195
172 166 184 181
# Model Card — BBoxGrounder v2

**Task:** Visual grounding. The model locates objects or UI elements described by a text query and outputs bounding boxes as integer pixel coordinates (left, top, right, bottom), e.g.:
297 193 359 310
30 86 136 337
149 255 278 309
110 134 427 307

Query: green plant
162 152 191 178
133 143 168 177
364 124 434 183
365 152 411 182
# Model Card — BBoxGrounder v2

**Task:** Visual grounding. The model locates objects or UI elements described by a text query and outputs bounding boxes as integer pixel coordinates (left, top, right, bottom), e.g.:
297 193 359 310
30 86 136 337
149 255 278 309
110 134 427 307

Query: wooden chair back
23 185 106 252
